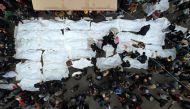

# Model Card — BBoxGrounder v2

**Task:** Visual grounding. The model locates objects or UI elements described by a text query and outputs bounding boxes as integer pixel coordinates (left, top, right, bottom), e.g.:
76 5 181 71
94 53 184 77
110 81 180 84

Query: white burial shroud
14 18 183 91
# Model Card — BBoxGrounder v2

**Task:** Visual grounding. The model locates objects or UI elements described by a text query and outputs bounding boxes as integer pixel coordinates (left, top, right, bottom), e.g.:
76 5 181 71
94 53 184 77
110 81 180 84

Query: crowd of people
0 19 21 72
0 0 189 22
0 0 190 109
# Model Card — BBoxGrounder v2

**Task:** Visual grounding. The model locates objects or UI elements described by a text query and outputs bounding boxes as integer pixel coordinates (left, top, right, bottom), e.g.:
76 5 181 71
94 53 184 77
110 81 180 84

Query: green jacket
168 3 176 14
4 11 13 18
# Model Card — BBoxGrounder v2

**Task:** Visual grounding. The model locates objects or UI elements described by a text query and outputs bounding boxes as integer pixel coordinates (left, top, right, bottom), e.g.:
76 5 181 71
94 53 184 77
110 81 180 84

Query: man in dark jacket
168 24 176 32
129 25 150 36
121 60 131 67
91 43 102 52
137 24 150 36
102 28 119 53
0 19 9 29
102 32 115 48
177 1 190 11
119 51 129 60
137 52 147 64
131 50 140 59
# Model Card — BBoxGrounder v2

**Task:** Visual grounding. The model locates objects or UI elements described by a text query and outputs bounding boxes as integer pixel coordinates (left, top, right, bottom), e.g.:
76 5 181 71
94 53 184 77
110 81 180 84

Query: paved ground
61 67 184 109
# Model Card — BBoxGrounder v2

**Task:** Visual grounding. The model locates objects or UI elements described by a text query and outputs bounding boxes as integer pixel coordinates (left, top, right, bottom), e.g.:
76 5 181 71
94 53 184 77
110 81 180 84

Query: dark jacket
102 32 118 49
178 2 190 11
131 51 140 59
137 54 147 64
181 100 190 109
0 19 9 29
137 25 150 36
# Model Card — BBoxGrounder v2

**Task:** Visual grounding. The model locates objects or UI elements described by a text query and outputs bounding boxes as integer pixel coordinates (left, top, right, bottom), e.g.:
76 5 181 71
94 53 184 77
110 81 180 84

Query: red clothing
18 100 25 105
16 0 28 5
171 93 181 101
152 10 161 19
134 104 142 109
117 96 124 101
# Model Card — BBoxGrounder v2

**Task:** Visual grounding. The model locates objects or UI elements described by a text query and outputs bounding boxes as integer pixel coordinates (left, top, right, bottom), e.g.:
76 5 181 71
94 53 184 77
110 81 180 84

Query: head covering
0 4 6 11
110 28 119 36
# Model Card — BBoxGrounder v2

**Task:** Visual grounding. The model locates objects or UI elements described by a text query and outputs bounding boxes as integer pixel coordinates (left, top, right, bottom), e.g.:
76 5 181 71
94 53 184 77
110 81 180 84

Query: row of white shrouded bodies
14 18 187 91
